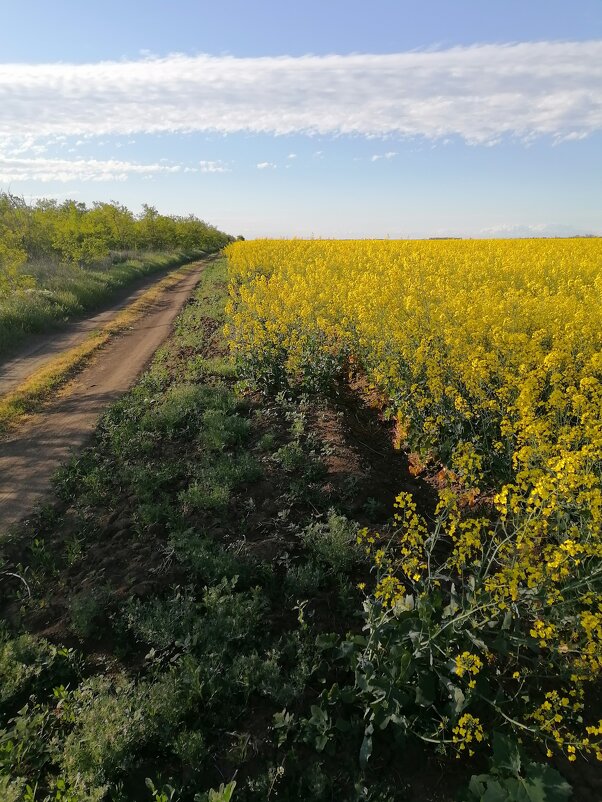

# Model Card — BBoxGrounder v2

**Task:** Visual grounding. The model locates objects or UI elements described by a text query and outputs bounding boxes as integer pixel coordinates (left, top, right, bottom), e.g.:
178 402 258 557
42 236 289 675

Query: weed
257 432 277 452
0 635 77 711
284 560 327 598
274 441 306 473
459 733 572 802
301 510 360 575
68 588 111 639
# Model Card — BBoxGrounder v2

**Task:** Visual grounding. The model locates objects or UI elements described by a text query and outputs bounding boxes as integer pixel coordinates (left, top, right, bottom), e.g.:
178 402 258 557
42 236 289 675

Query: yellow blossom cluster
454 652 484 678
226 239 602 534
530 690 602 762
452 713 485 756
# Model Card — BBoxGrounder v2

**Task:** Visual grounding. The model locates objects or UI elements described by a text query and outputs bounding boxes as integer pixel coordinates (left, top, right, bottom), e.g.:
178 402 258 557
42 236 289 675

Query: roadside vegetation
0 241 599 801
0 192 233 356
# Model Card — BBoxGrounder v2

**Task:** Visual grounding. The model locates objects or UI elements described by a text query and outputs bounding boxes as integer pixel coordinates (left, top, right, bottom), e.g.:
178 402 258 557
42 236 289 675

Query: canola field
226 238 602 763
226 238 602 516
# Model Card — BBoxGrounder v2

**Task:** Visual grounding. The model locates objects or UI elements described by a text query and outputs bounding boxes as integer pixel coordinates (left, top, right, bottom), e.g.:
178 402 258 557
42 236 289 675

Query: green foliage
301 510 360 574
459 734 572 802
0 193 33 296
145 778 180 802
0 239 30 295
166 529 241 585
285 560 327 598
68 588 111 639
0 635 77 711
49 200 112 267
0 775 25 802
178 452 261 512
0 192 231 271
141 384 210 435
195 781 236 802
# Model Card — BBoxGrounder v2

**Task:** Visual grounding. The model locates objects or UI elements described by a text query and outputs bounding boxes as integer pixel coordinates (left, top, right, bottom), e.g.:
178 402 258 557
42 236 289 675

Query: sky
0 0 601 238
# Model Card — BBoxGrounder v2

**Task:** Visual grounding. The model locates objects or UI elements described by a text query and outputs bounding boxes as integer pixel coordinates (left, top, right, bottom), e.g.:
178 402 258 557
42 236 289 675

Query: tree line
0 192 234 293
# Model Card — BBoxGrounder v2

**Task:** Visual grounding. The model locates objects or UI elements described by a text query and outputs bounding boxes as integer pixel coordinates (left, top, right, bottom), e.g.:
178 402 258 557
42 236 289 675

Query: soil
0 261 209 534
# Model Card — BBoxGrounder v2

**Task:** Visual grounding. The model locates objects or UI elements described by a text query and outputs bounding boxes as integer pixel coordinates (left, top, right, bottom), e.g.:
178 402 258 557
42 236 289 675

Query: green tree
50 201 111 266
0 192 34 294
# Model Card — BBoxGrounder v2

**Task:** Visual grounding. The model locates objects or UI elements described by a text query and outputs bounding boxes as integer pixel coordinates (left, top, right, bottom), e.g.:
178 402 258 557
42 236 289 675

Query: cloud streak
0 156 182 182
0 42 601 145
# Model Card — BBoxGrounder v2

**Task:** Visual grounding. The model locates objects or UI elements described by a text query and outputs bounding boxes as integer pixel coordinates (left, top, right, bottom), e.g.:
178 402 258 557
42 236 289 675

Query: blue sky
0 0 600 238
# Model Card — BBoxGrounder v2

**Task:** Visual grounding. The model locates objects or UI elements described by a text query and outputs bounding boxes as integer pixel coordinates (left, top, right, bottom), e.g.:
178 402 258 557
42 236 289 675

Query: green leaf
315 733 328 752
481 779 511 802
443 594 460 619
524 762 572 802
399 650 412 679
450 685 466 714
492 732 522 775
207 781 237 802
309 705 328 726
359 723 374 769
315 633 338 650
468 775 488 797
415 672 436 707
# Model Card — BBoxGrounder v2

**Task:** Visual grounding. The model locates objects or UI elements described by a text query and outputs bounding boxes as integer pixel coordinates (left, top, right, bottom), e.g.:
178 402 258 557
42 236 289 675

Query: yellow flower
454 652 484 679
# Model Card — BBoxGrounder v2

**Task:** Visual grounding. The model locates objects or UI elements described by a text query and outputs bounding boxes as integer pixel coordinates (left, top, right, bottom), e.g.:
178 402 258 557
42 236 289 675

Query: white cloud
287 153 297 159
1 42 600 144
199 160 230 173
0 156 182 182
371 151 398 161
256 162 276 170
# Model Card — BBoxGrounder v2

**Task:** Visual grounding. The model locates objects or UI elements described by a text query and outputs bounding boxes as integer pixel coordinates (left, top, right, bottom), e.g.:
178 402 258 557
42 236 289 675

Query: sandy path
0 263 196 397
0 262 206 533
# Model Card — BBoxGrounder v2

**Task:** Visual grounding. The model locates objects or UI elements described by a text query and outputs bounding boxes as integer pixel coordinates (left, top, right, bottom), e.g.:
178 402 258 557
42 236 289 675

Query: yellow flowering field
226 238 602 524
226 238 602 767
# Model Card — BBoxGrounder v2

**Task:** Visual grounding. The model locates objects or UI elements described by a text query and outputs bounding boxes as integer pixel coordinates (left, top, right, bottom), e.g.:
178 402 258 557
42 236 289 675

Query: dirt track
0 261 207 533
0 264 196 397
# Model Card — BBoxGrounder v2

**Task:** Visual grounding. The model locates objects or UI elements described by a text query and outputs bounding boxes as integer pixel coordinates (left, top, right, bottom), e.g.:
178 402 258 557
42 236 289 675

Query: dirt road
0 263 197 397
0 261 207 533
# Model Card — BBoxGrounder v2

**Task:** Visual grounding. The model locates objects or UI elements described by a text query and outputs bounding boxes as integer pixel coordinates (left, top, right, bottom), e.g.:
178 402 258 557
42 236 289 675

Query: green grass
0 250 206 357
0 257 370 801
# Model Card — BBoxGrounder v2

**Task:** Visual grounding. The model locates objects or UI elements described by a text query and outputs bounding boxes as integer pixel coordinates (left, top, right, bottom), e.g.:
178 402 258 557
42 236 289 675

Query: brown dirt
320 375 438 523
0 261 208 534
